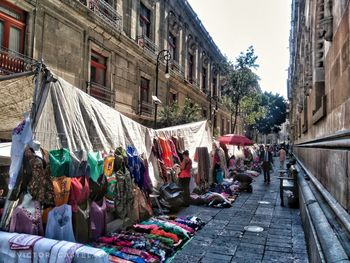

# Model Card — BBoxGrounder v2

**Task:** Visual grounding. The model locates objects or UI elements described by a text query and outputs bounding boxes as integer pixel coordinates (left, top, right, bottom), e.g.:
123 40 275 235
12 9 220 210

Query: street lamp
154 49 171 129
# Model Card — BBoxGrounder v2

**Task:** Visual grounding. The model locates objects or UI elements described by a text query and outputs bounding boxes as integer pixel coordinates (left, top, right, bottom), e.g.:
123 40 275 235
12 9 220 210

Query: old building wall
3 0 234 134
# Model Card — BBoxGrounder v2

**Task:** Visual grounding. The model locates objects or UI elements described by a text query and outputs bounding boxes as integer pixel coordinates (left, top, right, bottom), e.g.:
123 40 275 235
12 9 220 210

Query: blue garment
111 251 146 263
126 146 143 189
46 204 75 242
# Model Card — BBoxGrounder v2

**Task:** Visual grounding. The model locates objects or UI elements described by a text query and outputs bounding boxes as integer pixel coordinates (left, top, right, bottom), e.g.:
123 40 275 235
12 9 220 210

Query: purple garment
90 198 107 240
9 202 44 236
142 159 153 194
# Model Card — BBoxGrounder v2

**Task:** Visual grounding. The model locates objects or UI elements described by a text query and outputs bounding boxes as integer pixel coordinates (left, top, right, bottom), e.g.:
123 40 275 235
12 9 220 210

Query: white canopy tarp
0 142 11 166
32 75 213 187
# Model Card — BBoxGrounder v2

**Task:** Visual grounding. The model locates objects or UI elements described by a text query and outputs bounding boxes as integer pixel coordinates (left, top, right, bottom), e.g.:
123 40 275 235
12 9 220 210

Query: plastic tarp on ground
32 75 212 188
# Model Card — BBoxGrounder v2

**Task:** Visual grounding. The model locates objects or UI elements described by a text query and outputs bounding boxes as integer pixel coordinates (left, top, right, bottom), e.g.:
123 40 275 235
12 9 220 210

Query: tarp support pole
0 71 35 82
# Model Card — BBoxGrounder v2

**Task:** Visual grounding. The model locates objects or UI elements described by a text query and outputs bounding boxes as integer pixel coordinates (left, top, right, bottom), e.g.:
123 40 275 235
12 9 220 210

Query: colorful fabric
72 201 90 243
126 146 143 189
90 198 107 240
9 201 44 236
69 176 90 213
49 148 71 177
8 117 32 190
88 151 104 182
46 204 75 242
52 176 71 207
70 150 88 177
104 156 115 177
158 137 173 168
89 173 108 202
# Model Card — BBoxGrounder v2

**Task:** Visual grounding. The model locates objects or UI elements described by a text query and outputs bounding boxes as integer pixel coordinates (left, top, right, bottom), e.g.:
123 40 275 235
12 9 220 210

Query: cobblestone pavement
172 158 309 263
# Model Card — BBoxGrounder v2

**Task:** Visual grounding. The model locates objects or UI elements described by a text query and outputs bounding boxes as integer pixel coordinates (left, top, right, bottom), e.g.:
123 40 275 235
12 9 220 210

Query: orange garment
104 156 115 177
150 228 179 243
158 137 173 168
52 176 71 206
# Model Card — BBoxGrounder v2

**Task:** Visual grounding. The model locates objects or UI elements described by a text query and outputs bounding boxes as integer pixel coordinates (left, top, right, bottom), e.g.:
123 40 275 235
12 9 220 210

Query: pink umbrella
218 134 253 146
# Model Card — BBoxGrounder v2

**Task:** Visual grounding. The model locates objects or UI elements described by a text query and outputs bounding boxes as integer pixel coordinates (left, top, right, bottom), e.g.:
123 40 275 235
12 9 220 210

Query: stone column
130 0 138 40
207 61 212 95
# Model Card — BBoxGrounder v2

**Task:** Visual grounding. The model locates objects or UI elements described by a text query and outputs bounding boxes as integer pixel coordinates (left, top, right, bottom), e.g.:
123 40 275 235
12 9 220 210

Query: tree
158 98 202 128
222 46 260 133
255 92 287 134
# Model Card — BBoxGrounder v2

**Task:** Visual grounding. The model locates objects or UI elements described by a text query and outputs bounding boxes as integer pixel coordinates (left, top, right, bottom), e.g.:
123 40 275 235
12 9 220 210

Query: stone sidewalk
171 158 309 263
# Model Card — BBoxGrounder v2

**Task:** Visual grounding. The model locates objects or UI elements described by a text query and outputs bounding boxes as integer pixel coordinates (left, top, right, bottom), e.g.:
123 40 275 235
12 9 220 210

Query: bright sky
187 0 291 98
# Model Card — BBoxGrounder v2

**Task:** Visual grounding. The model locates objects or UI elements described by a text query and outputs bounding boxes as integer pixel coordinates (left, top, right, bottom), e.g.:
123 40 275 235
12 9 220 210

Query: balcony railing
87 81 115 107
78 0 122 32
0 47 36 75
170 60 184 77
137 35 158 57
139 100 154 116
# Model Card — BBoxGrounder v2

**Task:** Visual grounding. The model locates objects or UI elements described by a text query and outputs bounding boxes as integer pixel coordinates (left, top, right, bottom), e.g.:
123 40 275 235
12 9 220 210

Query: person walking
260 145 273 183
278 147 286 169
178 150 192 206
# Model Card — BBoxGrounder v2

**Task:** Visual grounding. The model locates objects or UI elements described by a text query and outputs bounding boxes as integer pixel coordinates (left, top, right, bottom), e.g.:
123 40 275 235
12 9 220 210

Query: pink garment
69 176 90 213
121 247 159 263
9 202 44 236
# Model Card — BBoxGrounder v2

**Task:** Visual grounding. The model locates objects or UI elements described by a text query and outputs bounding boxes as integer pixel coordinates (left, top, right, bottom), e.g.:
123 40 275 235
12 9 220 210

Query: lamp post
154 49 171 129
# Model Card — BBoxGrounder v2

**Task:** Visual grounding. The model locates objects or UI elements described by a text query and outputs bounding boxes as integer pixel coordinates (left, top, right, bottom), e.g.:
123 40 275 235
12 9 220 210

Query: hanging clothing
69 176 90 213
114 171 134 219
9 201 44 236
72 201 90 243
26 147 55 206
8 117 33 190
89 173 108 202
158 137 173 168
52 176 71 207
196 147 211 186
70 150 88 177
105 173 117 209
126 145 143 189
46 204 75 242
90 198 107 240
140 158 153 194
49 148 71 177
88 151 104 182
103 156 115 177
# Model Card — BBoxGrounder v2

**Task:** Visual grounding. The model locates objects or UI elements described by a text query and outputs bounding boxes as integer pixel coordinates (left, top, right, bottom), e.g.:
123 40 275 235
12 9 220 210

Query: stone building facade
288 0 350 212
0 0 240 135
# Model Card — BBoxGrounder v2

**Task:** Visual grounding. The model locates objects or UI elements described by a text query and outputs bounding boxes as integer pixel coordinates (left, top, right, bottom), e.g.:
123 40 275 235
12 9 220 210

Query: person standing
260 145 273 183
178 150 192 207
278 147 286 169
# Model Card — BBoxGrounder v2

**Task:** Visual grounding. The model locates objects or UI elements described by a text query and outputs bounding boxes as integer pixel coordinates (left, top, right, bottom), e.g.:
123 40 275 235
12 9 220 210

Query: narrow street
172 158 308 263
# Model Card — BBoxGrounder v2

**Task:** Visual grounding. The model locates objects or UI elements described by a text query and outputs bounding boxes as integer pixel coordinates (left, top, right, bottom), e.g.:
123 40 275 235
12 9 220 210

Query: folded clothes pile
90 216 204 263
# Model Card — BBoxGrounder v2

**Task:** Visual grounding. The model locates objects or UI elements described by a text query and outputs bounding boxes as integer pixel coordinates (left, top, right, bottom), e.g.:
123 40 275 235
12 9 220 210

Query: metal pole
154 58 159 129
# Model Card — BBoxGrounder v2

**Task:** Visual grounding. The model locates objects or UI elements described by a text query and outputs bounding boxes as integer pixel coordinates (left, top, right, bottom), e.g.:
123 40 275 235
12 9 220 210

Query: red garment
115 240 133 247
133 224 158 232
68 176 90 213
150 228 179 243
179 159 192 178
97 236 116 244
158 137 173 168
109 256 133 263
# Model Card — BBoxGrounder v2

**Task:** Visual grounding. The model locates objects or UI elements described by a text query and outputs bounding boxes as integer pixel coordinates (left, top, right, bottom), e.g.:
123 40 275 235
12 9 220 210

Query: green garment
142 220 188 239
145 234 174 246
49 148 71 177
88 151 104 182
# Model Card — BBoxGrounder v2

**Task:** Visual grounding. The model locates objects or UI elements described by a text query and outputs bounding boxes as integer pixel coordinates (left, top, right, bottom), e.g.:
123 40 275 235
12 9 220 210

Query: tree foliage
222 46 260 133
158 98 202 128
254 92 287 134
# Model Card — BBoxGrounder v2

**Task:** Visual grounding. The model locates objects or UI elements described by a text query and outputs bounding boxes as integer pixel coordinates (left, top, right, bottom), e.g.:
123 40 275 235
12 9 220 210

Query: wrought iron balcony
170 60 184 77
87 81 115 107
137 35 158 57
78 0 122 32
139 100 154 116
0 47 36 75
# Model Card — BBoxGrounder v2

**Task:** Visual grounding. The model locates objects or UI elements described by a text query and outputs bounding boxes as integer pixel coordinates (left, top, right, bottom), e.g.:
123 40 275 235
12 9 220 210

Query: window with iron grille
169 92 177 104
90 50 107 86
140 77 150 103
139 2 151 38
168 32 176 61
202 67 207 92
0 1 25 53
188 53 194 82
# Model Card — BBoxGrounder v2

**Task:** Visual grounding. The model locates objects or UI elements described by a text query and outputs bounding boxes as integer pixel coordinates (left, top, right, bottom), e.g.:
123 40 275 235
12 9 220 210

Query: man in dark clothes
260 145 273 183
